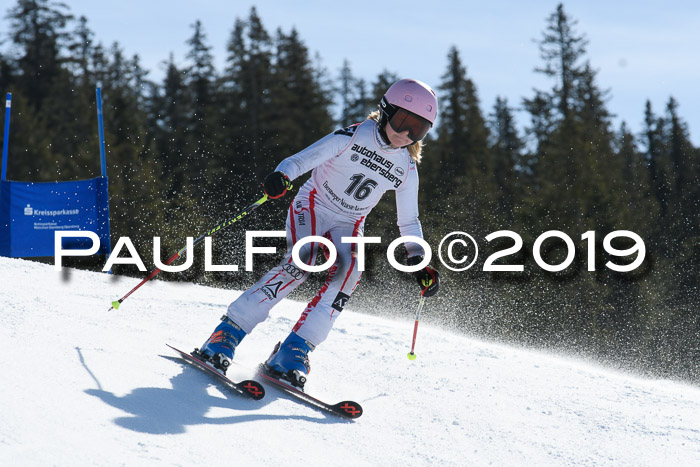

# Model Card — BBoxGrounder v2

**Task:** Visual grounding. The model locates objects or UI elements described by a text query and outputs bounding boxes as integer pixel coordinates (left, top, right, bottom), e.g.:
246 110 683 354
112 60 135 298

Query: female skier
197 79 440 388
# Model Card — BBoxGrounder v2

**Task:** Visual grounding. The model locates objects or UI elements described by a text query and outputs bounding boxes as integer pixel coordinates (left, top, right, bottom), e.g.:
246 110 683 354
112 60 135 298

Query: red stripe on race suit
340 216 364 292
289 202 297 245
293 264 338 333
266 271 283 284
279 278 296 293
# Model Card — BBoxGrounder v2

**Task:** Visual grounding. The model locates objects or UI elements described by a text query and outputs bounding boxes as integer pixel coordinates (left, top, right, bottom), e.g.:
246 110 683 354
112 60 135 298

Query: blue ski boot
196 315 246 374
265 332 315 389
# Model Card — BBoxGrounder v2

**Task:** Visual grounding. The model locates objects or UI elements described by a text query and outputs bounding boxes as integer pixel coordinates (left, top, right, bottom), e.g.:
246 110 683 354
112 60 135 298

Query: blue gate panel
0 177 110 257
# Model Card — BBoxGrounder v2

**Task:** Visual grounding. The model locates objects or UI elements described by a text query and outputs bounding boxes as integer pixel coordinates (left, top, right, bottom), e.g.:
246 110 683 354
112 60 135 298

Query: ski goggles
387 107 433 143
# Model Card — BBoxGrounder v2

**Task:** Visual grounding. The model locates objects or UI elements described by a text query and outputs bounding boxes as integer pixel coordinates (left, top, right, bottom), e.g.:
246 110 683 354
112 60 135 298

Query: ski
257 366 363 419
166 344 265 400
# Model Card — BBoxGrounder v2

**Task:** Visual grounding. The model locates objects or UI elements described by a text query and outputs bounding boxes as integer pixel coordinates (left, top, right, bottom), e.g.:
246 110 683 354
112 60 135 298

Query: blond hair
367 110 423 164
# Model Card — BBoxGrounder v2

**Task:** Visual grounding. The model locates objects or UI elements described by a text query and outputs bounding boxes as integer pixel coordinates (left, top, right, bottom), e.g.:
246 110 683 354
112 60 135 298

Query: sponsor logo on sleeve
261 281 283 300
282 263 304 280
331 292 351 312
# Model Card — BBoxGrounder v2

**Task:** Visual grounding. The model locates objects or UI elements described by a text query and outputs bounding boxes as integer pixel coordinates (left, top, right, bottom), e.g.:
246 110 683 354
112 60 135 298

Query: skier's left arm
395 166 440 297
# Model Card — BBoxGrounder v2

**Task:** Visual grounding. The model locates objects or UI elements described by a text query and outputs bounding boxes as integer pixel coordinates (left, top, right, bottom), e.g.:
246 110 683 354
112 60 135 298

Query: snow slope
1 256 699 466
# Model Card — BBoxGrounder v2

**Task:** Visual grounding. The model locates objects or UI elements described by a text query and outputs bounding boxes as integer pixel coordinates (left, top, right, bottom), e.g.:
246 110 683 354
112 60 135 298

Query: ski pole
407 293 425 360
108 194 270 311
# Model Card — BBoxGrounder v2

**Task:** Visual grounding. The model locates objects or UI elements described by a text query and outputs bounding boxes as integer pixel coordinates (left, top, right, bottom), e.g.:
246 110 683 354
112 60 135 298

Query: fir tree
271 27 333 155
184 20 217 190
155 53 189 187
430 46 490 232
336 60 369 125
6 0 74 107
222 8 274 181
534 3 588 121
489 97 523 223
642 100 670 217
369 70 399 107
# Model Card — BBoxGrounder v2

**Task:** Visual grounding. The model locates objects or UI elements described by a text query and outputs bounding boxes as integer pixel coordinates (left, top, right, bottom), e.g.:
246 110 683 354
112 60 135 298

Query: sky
2 0 699 145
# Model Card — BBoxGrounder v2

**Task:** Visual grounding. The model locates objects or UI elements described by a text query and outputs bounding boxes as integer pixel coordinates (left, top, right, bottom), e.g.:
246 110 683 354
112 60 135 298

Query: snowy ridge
0 256 698 466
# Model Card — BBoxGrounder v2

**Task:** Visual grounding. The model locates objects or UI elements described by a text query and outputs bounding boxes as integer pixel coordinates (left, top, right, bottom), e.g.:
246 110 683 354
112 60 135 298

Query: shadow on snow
77 348 349 434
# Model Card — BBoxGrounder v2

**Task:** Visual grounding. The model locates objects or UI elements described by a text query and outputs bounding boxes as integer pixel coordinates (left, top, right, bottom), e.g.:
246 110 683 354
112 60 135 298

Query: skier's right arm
263 171 292 199
276 132 353 180
263 129 356 198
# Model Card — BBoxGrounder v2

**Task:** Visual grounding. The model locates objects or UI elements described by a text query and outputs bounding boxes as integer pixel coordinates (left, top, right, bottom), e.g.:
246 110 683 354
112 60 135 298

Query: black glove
263 171 291 199
407 256 440 297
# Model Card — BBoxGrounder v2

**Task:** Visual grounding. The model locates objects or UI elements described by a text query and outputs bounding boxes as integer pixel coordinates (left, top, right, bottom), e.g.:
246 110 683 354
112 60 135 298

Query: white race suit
227 119 426 346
